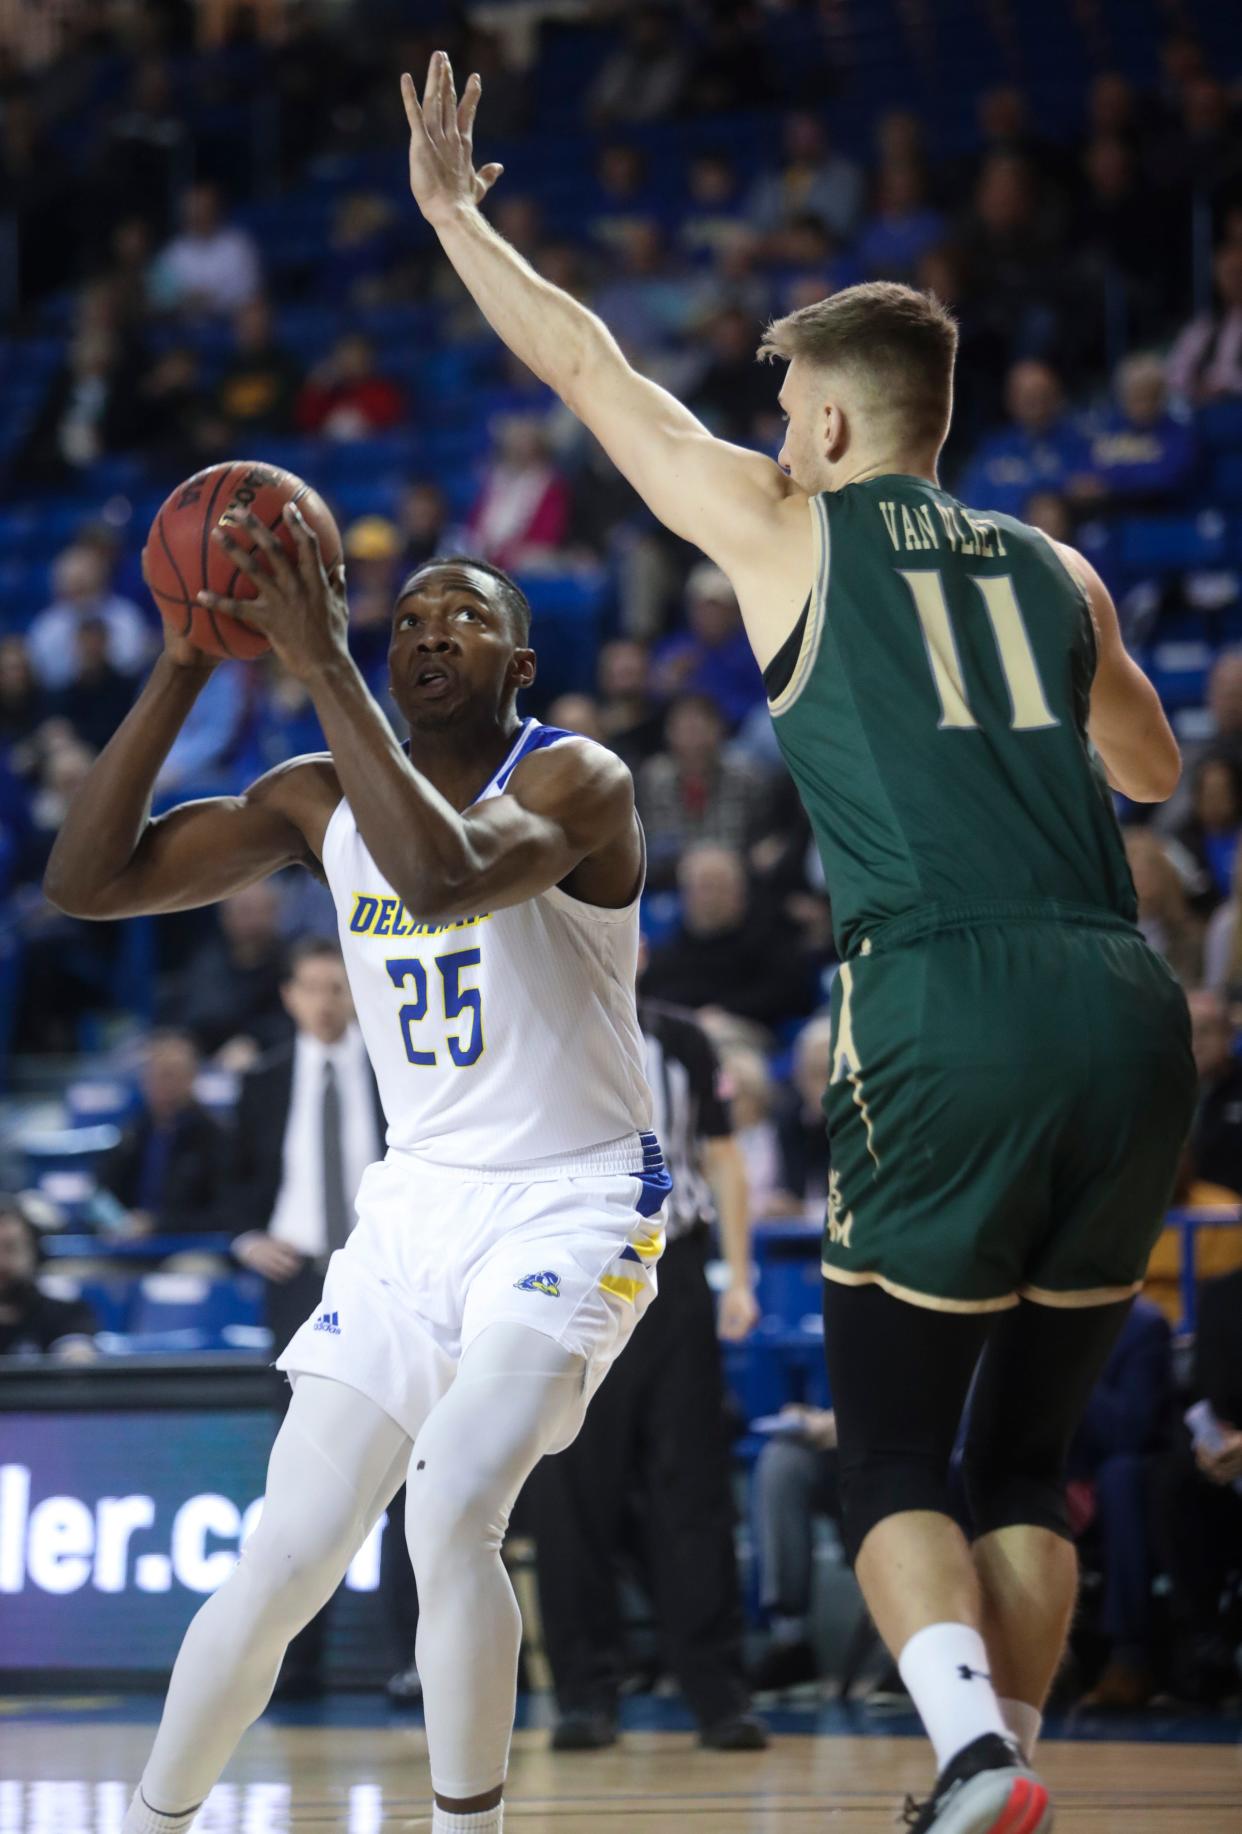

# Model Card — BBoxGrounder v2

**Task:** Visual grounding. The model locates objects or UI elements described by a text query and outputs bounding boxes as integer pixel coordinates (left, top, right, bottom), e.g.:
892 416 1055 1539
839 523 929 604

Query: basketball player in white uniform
45 530 671 1834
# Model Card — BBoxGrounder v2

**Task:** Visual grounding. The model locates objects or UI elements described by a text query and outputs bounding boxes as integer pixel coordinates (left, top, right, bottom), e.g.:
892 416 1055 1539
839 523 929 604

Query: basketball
142 460 343 661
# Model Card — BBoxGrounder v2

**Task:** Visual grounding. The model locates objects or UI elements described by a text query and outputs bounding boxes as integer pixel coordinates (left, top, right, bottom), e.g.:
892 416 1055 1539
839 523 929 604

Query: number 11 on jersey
898 569 1058 734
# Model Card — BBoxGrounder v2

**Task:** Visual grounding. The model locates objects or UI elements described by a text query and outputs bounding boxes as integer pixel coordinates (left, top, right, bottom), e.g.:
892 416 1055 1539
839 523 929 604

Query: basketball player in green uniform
403 54 1194 1832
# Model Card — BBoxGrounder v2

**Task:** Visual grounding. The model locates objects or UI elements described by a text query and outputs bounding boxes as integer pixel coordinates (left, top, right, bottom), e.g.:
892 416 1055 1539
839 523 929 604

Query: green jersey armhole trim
769 492 830 718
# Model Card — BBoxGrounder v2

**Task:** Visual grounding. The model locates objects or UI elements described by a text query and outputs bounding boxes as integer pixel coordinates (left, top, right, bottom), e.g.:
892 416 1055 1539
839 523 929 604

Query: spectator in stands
748 1404 842 1693
130 343 217 474
771 1014 834 1220
467 416 571 571
1159 649 1242 837
746 111 864 247
545 693 604 742
1186 989 1242 1196
637 693 773 890
596 639 664 771
586 4 688 128
397 481 454 571
1086 70 1140 142
689 306 778 445
21 324 144 485
855 160 946 282
166 881 292 1065
1075 136 1170 334
296 332 406 440
150 181 261 318
1157 1267 1242 1704
213 297 302 440
1073 354 1198 513
97 1031 226 1239
1072 1300 1174 1711
326 191 402 306
679 152 749 268
341 516 403 698
96 53 188 236
0 1199 97 1358
1204 841 1242 1002
154 662 249 798
0 638 50 757
1124 828 1205 987
48 616 134 753
227 938 382 1350
959 154 1065 364
642 842 809 1030
958 360 1089 518
1167 242 1242 406
1174 753 1242 908
587 143 653 253
720 1045 784 1218
653 564 765 729
27 545 152 692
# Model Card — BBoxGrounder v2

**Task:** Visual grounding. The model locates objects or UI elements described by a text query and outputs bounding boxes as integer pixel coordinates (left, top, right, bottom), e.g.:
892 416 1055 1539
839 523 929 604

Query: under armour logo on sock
957 1663 991 1683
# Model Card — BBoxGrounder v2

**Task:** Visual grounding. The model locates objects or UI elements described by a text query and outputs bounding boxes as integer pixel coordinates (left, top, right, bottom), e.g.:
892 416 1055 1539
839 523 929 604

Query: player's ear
824 399 848 462
511 647 536 692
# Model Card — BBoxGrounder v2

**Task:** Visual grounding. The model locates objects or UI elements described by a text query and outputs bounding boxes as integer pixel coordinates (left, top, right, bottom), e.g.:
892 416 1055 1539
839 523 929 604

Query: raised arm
44 634 335 920
401 55 810 667
1054 539 1181 804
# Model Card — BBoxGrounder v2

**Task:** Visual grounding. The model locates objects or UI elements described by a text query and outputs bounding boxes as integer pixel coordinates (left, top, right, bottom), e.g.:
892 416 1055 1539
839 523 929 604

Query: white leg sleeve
406 1324 588 1803
135 1376 411 1819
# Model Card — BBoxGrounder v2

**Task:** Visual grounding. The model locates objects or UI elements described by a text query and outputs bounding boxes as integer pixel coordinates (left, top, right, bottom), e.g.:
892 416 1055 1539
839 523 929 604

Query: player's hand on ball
143 549 218 673
401 52 504 226
199 503 349 681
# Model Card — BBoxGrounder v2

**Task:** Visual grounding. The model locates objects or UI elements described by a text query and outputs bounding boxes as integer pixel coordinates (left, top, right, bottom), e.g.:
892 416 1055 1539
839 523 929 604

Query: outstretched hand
401 51 504 226
199 503 350 681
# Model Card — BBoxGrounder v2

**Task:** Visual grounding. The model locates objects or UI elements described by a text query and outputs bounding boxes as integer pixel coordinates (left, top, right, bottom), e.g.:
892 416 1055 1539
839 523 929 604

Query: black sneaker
748 1639 819 1695
551 1709 618 1751
901 1733 1053 1833
698 1710 769 1751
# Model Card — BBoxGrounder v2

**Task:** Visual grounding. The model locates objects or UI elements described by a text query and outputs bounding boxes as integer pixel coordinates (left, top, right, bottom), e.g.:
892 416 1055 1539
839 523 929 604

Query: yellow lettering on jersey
954 507 978 555
878 500 902 549
914 504 940 550
348 895 493 938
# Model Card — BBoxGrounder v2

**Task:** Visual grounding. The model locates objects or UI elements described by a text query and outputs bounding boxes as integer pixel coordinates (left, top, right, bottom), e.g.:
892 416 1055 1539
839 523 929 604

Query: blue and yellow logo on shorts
514 1270 561 1298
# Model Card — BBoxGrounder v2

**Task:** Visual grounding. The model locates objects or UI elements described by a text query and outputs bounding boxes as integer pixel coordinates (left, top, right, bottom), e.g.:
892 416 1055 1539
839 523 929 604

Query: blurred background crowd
2 0 1242 1730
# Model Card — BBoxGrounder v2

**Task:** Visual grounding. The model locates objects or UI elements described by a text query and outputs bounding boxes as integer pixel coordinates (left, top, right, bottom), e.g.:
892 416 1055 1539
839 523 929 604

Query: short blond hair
758 280 958 448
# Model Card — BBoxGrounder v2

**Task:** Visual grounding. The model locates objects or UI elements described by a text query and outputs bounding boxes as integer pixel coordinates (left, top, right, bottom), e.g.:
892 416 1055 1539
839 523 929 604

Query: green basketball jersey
768 475 1136 958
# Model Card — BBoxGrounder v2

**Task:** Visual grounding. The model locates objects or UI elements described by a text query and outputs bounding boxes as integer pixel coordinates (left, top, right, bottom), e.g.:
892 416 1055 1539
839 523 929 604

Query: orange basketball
143 460 342 661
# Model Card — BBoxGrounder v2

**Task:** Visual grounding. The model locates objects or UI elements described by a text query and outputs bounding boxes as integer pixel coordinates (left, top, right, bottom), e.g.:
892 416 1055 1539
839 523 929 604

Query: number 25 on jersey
385 949 484 1068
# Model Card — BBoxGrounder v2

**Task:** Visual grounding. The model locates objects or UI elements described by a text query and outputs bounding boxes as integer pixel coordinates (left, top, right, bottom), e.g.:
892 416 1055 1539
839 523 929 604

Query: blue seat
1119 514 1228 575
1211 454 1242 507
128 1273 264 1341
1198 399 1242 455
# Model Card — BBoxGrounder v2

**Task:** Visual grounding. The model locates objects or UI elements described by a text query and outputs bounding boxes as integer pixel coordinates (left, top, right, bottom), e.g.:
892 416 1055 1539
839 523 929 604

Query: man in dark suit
98 1029 225 1236
225 934 387 1695
226 935 385 1353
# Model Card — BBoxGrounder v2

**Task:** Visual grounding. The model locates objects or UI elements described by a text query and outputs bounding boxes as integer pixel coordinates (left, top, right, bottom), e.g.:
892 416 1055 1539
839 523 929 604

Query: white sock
897 1622 1011 1773
121 1788 201 1834
432 1806 503 1833
999 1696 1043 1764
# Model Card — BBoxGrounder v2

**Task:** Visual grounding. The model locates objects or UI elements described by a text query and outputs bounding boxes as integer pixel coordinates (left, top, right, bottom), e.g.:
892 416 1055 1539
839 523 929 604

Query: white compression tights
132 1326 586 1824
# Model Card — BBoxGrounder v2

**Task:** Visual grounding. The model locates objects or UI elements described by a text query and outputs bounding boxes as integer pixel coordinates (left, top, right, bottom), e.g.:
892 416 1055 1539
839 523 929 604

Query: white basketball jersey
321 718 653 1173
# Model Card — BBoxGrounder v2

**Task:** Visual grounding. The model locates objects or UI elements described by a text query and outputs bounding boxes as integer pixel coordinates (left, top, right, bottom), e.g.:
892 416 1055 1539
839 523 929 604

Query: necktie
321 1059 351 1255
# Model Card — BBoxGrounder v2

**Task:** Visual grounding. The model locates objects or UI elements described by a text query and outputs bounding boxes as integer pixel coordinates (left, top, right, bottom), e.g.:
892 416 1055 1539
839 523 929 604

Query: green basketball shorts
821 900 1196 1313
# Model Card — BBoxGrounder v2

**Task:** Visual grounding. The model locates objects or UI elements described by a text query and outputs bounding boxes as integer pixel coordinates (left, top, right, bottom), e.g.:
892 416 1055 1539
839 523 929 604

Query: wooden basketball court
3 1715 1240 1830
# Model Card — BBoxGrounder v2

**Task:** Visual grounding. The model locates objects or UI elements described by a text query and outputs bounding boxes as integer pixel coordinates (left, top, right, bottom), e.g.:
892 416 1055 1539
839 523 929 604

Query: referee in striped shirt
532 990 766 1751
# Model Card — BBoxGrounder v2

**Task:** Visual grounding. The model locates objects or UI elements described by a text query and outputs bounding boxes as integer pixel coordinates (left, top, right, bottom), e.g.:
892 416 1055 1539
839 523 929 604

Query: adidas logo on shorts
514 1270 561 1298
313 1309 341 1334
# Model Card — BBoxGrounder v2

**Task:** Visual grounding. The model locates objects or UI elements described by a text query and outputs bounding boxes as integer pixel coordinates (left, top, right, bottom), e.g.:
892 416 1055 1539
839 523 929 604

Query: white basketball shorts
277 1130 669 1452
